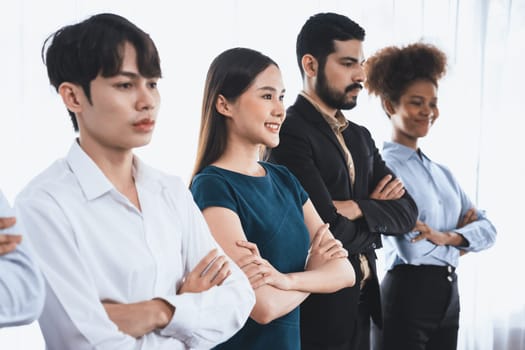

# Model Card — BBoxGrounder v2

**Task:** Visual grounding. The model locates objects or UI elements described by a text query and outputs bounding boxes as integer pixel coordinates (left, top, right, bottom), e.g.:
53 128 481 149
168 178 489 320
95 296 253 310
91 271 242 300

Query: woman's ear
215 94 233 118
301 54 318 78
382 99 396 118
58 82 83 114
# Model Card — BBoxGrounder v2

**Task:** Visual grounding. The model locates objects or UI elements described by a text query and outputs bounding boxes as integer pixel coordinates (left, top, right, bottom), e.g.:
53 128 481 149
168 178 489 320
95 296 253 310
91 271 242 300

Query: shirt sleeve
452 186 497 252
387 233 460 266
15 190 188 350
0 196 45 327
190 173 238 213
156 178 255 349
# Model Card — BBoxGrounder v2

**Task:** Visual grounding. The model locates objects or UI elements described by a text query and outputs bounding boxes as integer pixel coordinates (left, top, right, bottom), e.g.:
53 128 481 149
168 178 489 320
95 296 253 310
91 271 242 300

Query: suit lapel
293 96 350 167
293 96 353 196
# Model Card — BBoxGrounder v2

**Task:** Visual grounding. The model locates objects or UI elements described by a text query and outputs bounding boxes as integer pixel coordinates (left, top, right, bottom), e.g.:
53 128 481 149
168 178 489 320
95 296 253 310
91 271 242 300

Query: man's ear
58 82 84 114
215 94 234 118
301 54 318 78
382 99 396 117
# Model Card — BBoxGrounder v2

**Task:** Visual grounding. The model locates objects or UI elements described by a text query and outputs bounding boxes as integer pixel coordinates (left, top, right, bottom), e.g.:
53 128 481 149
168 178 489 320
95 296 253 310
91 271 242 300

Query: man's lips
132 118 155 131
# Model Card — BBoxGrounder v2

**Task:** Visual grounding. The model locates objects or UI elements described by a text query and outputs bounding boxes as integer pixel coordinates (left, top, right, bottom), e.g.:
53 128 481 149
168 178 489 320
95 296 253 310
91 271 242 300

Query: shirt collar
383 141 428 162
66 140 162 201
300 91 349 132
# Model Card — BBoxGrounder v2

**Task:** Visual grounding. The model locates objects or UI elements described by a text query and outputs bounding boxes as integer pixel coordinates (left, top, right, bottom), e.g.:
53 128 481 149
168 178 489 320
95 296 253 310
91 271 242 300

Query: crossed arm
410 208 477 255
333 174 405 220
0 217 45 327
103 248 232 338
201 199 355 325
0 217 21 255
333 177 478 255
16 188 254 349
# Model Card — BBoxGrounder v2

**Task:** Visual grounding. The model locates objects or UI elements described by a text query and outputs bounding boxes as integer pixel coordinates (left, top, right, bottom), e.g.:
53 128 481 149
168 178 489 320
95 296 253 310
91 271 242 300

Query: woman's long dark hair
190 47 277 184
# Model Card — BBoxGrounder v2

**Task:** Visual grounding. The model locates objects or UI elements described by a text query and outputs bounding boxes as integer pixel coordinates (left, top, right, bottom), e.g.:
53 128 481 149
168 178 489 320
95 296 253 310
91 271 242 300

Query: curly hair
365 42 447 104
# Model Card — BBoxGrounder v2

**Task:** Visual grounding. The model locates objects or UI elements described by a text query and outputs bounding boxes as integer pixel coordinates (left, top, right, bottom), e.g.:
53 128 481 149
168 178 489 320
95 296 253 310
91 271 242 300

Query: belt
392 264 456 282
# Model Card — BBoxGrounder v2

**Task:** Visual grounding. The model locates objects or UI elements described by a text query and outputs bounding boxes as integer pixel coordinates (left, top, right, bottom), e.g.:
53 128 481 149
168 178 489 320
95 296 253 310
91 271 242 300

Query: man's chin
340 100 357 110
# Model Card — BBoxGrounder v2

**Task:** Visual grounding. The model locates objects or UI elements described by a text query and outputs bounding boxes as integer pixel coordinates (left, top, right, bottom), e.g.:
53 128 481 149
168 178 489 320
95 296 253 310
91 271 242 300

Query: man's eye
117 83 132 89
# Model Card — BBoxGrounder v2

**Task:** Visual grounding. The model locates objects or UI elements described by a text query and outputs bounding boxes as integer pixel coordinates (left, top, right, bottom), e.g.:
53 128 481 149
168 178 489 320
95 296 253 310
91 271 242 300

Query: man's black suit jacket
269 95 418 346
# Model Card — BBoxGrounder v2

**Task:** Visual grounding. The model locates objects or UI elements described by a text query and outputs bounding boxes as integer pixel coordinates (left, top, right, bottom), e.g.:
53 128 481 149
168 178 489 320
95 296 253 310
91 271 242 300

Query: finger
319 237 342 255
0 234 22 244
327 245 348 258
374 175 392 194
217 270 232 286
324 241 346 256
236 254 264 269
384 180 405 199
251 274 271 289
242 263 268 279
390 188 405 200
210 260 231 285
382 178 402 194
411 233 426 243
311 223 329 249
466 208 477 222
236 240 260 256
332 248 349 258
461 210 474 224
412 223 423 232
205 256 228 281
0 242 18 255
0 217 16 230
247 270 266 284
194 249 219 276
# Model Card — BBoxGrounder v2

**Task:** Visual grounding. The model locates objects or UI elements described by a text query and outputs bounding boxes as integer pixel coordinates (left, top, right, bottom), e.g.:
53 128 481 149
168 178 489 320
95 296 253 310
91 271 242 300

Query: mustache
345 83 363 93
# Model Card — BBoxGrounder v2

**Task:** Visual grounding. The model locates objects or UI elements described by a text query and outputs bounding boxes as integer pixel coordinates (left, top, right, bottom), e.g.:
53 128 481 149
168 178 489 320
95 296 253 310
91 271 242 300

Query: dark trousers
373 264 460 350
301 282 373 350
351 285 373 350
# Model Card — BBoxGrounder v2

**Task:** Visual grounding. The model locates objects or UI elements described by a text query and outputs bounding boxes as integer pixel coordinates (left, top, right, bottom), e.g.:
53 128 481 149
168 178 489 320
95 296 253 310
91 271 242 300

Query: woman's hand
305 223 347 271
235 240 292 290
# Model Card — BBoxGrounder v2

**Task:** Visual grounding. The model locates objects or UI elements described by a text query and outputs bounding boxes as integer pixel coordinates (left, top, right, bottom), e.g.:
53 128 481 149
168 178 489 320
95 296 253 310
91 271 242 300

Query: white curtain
0 1 523 349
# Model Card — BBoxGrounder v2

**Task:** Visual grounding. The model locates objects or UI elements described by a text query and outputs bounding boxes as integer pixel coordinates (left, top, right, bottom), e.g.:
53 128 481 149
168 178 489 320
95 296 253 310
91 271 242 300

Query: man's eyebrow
340 56 361 63
116 71 140 79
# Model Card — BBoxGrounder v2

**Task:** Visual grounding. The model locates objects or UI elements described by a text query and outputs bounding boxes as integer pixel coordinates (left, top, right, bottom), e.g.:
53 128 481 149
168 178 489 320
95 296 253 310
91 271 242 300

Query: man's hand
457 208 478 228
333 200 362 220
103 299 174 338
370 175 405 200
236 240 291 290
305 223 348 271
0 217 21 255
178 249 231 294
411 220 466 247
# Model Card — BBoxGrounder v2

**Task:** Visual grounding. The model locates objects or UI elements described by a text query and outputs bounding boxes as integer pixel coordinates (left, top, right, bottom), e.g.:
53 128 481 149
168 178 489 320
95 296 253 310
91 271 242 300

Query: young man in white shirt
15 13 254 350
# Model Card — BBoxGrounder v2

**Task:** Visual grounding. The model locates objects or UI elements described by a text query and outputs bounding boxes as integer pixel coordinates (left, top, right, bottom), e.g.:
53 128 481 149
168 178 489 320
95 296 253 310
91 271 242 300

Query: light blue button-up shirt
381 142 497 270
0 190 45 327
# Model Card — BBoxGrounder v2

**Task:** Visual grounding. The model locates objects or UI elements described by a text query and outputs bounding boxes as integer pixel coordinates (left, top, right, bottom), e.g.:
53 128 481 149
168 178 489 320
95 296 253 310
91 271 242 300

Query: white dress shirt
15 141 255 350
0 191 45 327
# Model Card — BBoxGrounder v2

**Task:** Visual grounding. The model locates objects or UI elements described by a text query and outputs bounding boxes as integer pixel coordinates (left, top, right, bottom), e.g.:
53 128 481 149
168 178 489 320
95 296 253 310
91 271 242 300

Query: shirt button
371 243 377 249
447 276 453 282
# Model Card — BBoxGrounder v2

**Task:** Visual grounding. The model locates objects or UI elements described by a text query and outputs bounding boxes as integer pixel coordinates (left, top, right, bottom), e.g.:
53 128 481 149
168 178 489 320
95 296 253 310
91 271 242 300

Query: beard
315 66 362 110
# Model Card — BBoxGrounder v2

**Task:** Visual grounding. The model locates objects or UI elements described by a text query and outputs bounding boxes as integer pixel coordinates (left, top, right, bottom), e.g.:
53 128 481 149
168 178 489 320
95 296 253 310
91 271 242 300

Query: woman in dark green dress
190 47 356 350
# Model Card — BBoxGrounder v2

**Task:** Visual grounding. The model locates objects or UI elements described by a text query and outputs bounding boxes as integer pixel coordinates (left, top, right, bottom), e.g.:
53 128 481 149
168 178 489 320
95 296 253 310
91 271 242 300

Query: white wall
1 1 523 349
